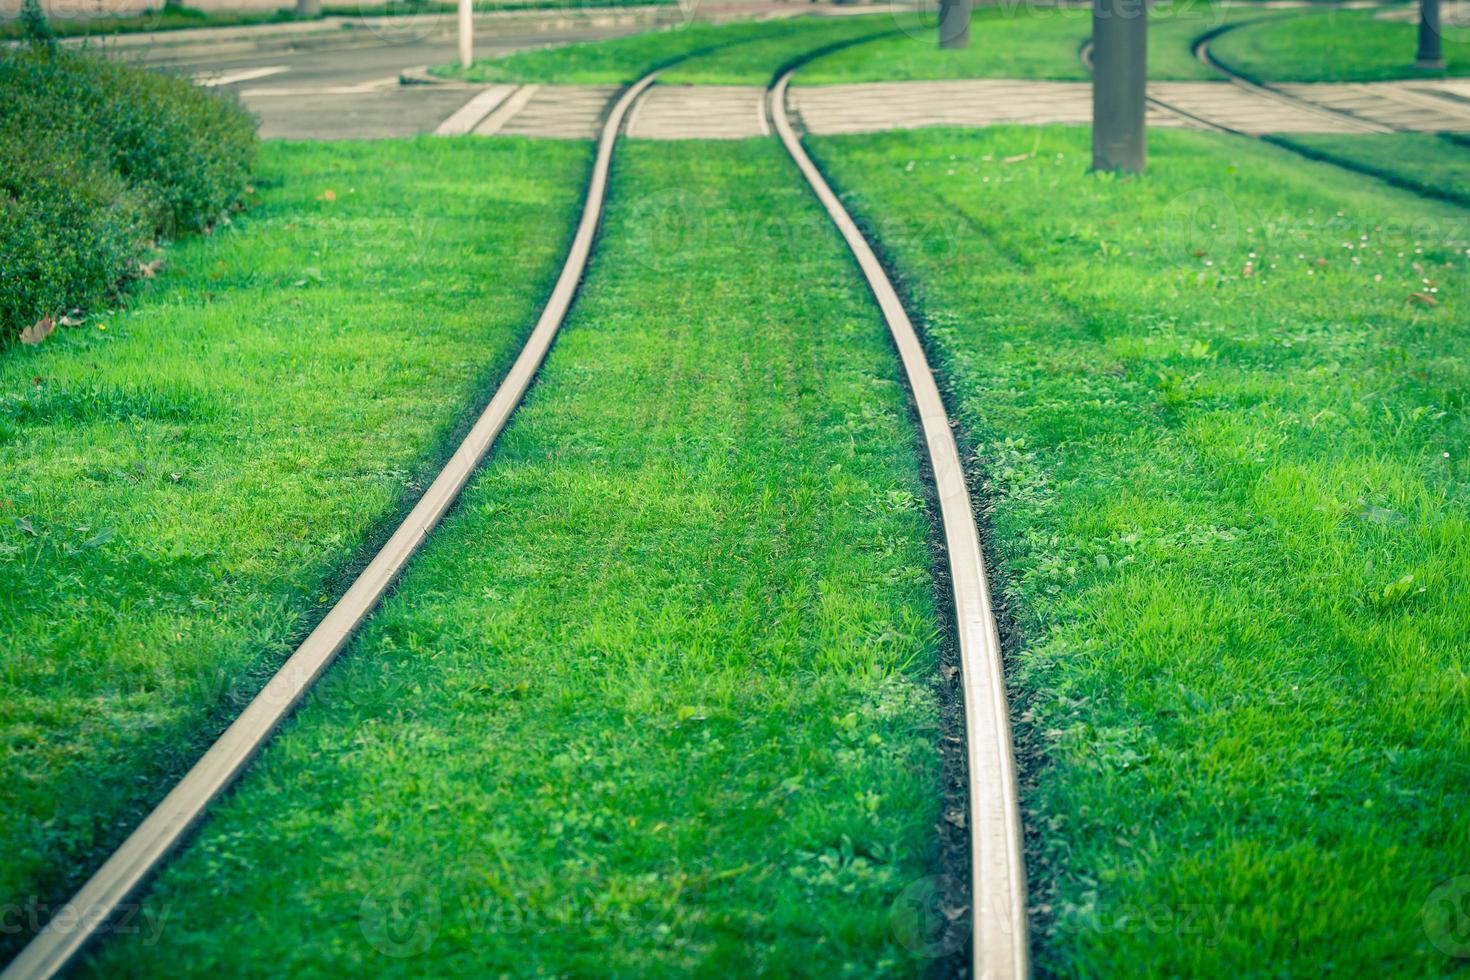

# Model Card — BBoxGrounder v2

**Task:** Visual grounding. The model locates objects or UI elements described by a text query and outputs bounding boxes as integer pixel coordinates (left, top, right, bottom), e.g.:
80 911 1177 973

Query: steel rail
1078 39 1236 135
1 70 659 980
1176 26 1470 205
765 70 1030 980
1197 25 1470 143
1191 27 1394 135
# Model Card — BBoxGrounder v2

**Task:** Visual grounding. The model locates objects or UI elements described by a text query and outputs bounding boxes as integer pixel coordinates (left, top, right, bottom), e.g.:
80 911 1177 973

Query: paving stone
1278 82 1470 132
1146 82 1363 134
626 84 769 140
493 85 621 140
468 78 1470 142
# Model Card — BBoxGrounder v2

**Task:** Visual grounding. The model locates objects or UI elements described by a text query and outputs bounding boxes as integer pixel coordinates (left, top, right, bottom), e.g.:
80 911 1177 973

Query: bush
0 45 257 342
0 139 148 338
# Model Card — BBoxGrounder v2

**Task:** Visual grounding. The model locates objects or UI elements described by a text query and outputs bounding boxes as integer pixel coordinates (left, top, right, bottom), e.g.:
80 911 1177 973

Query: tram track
6 24 1037 978
766 54 1032 980
1189 21 1395 135
1193 17 1470 140
1190 21 1470 207
0 68 658 980
1078 27 1470 207
7 10 1455 974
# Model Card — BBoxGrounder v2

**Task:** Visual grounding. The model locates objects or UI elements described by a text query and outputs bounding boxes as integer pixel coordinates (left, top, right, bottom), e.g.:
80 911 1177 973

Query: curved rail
1191 24 1394 134
1079 38 1234 134
1176 24 1470 204
766 70 1030 980
1 70 659 980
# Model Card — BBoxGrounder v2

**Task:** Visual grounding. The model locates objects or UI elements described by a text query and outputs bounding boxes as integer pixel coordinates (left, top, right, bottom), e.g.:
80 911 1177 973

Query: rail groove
1190 24 1394 134
1185 24 1470 207
1079 38 1235 134
1082 28 1470 207
0 70 659 980
767 68 1030 980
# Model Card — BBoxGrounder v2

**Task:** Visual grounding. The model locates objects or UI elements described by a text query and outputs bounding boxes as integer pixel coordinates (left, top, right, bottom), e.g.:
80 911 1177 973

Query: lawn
807 125 1470 975
1210 7 1470 81
657 14 908 85
0 5 302 41
795 6 1095 84
1269 132 1470 209
437 3 1323 87
435 14 900 85
792 3 1292 84
85 139 951 977
0 137 589 960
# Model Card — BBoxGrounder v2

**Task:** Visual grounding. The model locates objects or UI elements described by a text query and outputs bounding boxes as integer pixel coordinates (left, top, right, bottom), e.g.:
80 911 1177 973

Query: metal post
938 0 972 49
1091 0 1147 172
1417 0 1445 69
459 0 474 69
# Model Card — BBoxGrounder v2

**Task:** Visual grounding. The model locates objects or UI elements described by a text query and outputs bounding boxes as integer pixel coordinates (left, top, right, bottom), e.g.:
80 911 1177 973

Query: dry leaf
317 188 336 202
1241 264 1254 278
1001 153 1031 165
1407 292 1438 307
20 317 55 346
1313 258 1329 267
138 258 165 279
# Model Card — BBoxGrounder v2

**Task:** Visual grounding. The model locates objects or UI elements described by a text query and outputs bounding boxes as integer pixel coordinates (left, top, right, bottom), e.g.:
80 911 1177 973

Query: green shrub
0 45 257 342
0 135 148 338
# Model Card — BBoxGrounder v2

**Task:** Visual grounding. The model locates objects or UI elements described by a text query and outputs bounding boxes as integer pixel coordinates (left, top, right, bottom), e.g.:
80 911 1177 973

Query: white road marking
196 65 289 87
239 77 402 97
473 84 539 135
434 84 518 136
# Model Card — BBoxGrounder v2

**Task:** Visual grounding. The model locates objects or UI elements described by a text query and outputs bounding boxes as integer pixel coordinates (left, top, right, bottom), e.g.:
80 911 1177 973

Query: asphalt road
160 20 648 138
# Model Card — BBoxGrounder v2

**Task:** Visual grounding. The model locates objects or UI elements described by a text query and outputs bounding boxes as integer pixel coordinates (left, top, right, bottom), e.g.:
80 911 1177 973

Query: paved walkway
434 77 1470 141
627 84 770 139
1271 82 1470 132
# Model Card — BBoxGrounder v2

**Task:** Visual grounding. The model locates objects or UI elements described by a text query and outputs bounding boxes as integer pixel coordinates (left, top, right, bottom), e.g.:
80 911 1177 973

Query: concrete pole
294 0 320 18
459 0 474 68
938 0 972 49
1092 0 1147 172
1417 0 1445 69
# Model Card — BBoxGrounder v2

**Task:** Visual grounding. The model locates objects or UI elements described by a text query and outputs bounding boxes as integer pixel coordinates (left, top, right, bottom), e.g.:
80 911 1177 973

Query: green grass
794 3 1293 84
1143 4 1297 80
657 14 909 85
84 139 949 977
1210 7 1470 82
433 18 792 84
440 3 1384 87
435 14 898 85
0 137 590 957
809 125 1470 976
435 2 1466 88
796 6 1094 84
1270 132 1470 208
0 6 303 41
